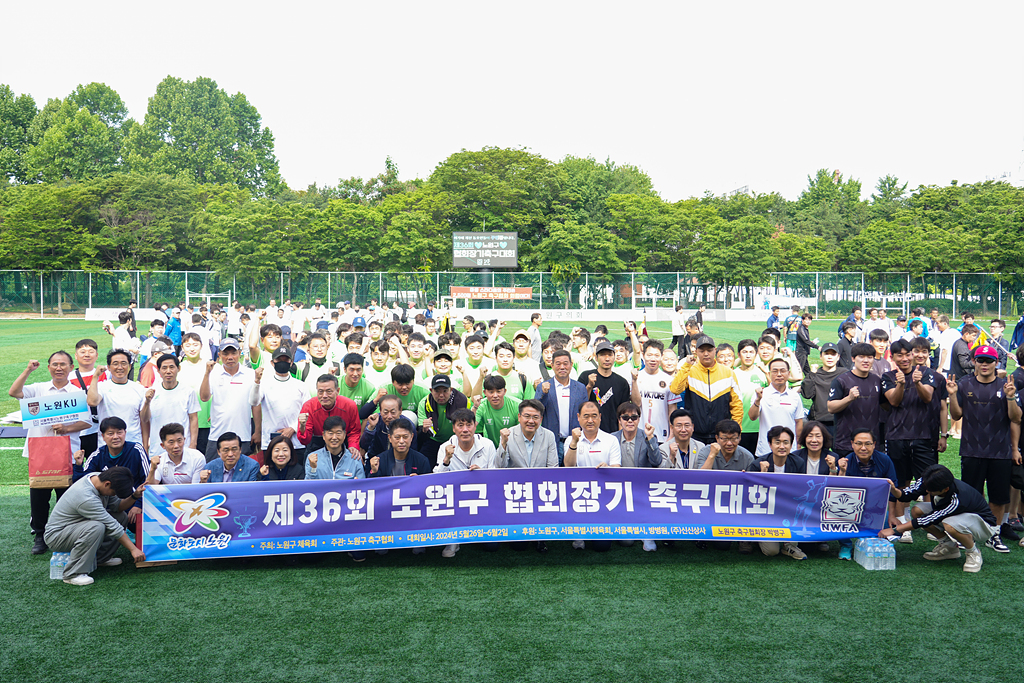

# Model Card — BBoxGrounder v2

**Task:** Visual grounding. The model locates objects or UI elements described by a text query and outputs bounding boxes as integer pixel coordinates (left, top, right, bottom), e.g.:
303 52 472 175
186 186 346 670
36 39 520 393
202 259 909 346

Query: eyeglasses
975 358 996 364
716 435 741 443
621 415 640 421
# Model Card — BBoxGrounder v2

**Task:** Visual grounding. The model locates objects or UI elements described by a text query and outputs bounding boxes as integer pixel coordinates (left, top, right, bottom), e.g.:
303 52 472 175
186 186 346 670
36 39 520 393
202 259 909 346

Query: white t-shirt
635 370 678 443
112 327 138 355
20 380 86 456
566 430 622 467
147 381 200 456
937 328 961 372
149 448 207 484
191 325 213 361
755 385 806 456
291 310 308 334
805 454 822 476
252 374 308 449
208 365 255 440
96 379 147 445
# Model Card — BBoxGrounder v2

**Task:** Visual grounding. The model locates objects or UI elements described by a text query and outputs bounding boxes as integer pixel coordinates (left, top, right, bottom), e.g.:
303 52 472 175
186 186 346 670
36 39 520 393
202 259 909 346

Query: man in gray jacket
498 399 557 553
44 466 147 586
612 401 662 552
497 399 558 469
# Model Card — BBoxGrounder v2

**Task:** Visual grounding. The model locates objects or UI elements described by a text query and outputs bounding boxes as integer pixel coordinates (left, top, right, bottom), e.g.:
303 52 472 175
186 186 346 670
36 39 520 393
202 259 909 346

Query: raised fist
298 413 308 428
376 386 388 400
571 427 581 443
826 455 836 470
849 386 861 399
586 374 597 390
199 470 210 483
254 367 264 383
644 422 655 439
206 360 217 373
541 381 551 394
668 441 679 464
307 452 318 469
366 413 380 429
73 450 85 466
754 386 763 401
422 417 433 431
370 456 380 473
760 460 770 472
150 454 161 468
145 388 156 402
26 360 40 372
445 443 455 458
499 428 510 447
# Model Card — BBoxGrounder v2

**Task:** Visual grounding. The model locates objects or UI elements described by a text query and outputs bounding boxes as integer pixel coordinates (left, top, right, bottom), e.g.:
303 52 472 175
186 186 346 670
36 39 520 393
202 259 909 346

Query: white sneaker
926 533 939 541
963 549 983 573
642 540 657 552
63 574 94 586
441 544 459 558
781 543 807 560
99 557 122 567
899 530 914 544
572 540 585 550
923 542 961 561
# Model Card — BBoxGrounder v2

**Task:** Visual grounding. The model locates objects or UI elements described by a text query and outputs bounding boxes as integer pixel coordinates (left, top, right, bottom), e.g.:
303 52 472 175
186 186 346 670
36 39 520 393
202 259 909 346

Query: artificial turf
1 318 1021 683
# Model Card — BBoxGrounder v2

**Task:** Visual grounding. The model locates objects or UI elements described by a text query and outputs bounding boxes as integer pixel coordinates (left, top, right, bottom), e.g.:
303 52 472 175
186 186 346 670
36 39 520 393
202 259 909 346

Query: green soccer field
1 319 1020 683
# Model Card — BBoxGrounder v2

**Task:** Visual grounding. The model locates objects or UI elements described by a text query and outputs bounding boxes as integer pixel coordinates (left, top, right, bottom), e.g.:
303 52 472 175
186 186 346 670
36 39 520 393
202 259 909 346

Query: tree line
2 78 1024 292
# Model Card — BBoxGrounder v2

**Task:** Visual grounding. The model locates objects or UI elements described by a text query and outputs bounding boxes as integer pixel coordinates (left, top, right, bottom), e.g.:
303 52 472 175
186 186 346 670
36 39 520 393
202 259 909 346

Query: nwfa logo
820 487 866 533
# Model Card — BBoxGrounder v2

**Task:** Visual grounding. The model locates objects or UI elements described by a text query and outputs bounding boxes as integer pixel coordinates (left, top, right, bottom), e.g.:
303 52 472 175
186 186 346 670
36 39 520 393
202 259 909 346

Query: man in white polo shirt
748 357 806 457
249 345 307 461
565 400 621 552
141 353 199 458
199 339 261 461
87 349 148 449
8 352 93 554
145 423 206 484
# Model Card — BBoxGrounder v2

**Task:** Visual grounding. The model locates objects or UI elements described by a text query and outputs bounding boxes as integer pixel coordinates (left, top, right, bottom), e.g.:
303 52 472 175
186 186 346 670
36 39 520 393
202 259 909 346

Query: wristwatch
940 432 949 438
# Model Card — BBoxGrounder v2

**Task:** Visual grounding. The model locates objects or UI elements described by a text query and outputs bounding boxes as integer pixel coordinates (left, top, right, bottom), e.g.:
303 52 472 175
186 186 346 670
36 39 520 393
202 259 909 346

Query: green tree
533 220 625 307
0 85 38 184
691 215 775 308
869 174 908 222
553 155 655 226
0 183 99 270
24 102 121 182
771 231 834 271
791 169 870 248
427 147 558 265
123 77 282 196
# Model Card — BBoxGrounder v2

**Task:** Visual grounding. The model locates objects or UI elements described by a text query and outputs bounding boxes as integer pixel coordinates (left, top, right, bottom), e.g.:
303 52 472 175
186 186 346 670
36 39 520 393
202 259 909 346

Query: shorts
887 439 938 483
960 457 1012 506
913 502 996 542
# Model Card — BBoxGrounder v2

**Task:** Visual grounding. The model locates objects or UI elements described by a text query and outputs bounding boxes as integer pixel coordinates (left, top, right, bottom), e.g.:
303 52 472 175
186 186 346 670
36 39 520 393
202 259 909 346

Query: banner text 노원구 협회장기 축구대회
141 468 890 562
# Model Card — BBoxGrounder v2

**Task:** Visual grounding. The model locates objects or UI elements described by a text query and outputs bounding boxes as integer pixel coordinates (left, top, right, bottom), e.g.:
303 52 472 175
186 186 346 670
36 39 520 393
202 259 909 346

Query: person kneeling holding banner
44 466 146 586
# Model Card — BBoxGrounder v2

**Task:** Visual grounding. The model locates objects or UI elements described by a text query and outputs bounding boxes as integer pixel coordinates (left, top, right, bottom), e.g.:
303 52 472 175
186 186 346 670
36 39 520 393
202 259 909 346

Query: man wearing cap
199 338 261 461
800 342 843 438
165 307 183 353
766 306 781 330
947 344 1021 553
669 334 743 445
512 329 542 387
249 345 308 462
578 341 633 434
417 374 470 467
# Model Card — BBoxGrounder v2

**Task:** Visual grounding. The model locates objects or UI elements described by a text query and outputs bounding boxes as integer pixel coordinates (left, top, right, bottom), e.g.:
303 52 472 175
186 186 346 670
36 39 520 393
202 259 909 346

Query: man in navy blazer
534 350 588 465
611 402 663 469
200 432 260 483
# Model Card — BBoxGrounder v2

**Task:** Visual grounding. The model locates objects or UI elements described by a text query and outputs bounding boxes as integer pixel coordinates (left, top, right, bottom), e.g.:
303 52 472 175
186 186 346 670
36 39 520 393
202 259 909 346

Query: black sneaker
31 535 48 555
1011 517 1024 532
1000 523 1021 542
986 534 1010 553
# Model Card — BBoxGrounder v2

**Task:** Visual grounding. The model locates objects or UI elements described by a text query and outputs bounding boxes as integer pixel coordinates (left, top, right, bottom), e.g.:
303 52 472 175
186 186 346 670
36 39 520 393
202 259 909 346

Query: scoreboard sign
452 232 518 268
450 287 533 300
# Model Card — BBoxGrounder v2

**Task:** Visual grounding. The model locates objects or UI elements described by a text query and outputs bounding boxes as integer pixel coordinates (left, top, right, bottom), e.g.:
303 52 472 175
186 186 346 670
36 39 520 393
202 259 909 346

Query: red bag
28 435 73 489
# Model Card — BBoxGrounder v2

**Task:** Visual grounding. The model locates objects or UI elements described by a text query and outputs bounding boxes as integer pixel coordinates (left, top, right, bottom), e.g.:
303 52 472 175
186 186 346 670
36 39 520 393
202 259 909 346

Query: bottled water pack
49 552 69 579
853 538 896 570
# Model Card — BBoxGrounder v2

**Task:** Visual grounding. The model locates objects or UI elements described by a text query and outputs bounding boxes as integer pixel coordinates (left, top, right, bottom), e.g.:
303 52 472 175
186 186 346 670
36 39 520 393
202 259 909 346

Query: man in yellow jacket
669 335 744 444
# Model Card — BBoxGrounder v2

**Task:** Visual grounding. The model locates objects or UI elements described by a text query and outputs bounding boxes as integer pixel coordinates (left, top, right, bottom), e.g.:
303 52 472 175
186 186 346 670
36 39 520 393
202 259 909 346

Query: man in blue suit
199 432 259 483
534 350 588 465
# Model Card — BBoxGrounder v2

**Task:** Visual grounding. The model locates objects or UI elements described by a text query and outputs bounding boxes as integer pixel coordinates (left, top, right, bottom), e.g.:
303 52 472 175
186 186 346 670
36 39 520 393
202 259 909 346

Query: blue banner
141 468 890 561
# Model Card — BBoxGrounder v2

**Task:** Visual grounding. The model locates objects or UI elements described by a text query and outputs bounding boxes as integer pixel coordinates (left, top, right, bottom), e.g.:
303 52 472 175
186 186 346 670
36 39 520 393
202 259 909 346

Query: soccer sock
897 515 907 524
1001 513 1009 524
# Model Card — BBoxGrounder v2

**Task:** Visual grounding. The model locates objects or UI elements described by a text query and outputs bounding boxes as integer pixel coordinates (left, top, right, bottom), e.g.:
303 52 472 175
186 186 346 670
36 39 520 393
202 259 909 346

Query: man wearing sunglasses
947 345 1022 554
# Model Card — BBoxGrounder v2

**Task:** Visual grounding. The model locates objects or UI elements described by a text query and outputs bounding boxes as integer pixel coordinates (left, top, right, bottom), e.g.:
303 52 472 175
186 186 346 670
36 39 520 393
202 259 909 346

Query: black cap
820 342 839 354
431 374 452 390
594 340 615 354
693 334 715 349
272 346 293 360
220 338 240 351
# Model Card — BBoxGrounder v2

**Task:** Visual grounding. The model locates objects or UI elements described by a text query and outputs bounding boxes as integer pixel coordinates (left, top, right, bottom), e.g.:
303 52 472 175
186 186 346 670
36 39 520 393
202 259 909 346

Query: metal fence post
952 273 957 318
327 272 331 306
436 272 440 306
999 279 1002 317
539 272 543 310
815 272 820 317
378 272 383 302
39 271 44 319
88 272 92 309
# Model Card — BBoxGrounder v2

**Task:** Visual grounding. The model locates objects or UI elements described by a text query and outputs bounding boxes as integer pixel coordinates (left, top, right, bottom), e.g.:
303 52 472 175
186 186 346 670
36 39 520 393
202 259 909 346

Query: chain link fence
3 270 1024 319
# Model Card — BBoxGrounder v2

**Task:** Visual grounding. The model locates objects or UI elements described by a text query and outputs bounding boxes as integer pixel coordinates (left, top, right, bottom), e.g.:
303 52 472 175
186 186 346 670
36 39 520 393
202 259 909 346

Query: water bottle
868 539 878 570
888 544 896 570
50 553 63 579
59 552 69 577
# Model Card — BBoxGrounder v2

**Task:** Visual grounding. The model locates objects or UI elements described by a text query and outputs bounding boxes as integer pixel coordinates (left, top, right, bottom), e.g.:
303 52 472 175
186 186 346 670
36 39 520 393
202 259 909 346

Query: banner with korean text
141 468 890 561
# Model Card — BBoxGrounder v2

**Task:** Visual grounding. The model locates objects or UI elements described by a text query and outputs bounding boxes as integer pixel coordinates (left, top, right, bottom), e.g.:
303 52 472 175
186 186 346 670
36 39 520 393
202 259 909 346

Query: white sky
7 1 1023 201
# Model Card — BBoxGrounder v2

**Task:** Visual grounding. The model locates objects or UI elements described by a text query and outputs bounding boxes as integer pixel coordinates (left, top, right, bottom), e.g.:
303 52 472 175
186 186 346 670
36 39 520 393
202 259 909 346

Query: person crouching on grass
880 464 997 573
